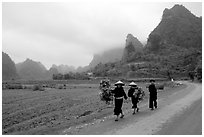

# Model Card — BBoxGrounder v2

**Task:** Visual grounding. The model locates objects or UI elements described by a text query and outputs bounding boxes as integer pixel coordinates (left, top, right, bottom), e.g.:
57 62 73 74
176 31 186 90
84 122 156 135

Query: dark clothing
112 87 127 99
149 97 157 109
149 84 157 99
112 87 127 115
148 84 157 109
131 97 138 109
128 88 135 98
128 88 139 109
114 98 123 115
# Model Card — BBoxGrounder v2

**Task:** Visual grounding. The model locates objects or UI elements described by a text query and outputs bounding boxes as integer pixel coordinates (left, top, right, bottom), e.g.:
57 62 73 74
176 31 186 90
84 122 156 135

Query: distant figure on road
148 79 157 110
111 80 127 121
128 82 140 114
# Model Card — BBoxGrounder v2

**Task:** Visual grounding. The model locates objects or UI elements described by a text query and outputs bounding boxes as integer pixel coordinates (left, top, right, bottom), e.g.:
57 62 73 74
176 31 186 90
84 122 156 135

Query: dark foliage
52 72 90 80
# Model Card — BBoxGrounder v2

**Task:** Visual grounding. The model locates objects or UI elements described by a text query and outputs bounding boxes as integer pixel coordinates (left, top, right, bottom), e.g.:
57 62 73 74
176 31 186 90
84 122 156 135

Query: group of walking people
111 79 157 121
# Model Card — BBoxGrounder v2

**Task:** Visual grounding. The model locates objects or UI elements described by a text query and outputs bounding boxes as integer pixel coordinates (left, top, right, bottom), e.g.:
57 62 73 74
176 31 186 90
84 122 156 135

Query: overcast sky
2 1 202 69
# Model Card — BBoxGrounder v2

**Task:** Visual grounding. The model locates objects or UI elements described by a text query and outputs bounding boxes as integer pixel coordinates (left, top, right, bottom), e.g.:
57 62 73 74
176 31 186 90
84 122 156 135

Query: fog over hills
91 4 202 79
16 58 49 80
122 34 143 62
88 47 124 68
50 64 76 74
2 4 202 80
3 2 201 70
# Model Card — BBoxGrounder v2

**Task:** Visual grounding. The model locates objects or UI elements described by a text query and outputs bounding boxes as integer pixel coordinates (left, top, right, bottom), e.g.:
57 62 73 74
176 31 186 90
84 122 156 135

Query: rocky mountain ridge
122 33 143 62
16 58 50 80
3 4 202 80
91 4 202 79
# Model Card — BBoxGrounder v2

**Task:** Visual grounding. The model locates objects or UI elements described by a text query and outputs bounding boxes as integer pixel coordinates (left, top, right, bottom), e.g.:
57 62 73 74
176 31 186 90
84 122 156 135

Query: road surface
62 81 202 135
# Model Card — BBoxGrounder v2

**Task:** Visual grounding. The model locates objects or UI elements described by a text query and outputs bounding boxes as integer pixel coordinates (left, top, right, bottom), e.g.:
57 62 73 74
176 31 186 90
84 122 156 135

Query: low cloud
2 2 202 69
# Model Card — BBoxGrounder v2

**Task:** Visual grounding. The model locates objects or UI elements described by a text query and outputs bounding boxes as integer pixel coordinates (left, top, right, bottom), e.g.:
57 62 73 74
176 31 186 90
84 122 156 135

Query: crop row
3 97 79 130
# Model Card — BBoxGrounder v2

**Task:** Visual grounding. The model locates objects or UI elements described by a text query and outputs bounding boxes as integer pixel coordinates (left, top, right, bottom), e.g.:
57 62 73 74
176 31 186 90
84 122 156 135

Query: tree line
52 72 90 80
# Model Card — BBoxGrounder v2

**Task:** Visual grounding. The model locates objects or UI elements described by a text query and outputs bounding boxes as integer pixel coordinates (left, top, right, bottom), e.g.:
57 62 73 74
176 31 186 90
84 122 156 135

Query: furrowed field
2 79 181 135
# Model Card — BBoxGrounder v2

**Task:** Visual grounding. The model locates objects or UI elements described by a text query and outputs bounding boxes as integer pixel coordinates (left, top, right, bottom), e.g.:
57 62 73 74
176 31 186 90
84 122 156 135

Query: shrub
33 85 44 91
3 83 23 90
156 84 164 90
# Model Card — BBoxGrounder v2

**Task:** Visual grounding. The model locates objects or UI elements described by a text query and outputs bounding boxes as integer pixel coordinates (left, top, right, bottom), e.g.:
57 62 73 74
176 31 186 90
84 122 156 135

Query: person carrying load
128 82 145 114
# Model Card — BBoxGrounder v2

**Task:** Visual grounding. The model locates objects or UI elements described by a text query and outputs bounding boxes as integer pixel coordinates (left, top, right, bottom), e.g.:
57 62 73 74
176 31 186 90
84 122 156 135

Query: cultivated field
2 79 182 135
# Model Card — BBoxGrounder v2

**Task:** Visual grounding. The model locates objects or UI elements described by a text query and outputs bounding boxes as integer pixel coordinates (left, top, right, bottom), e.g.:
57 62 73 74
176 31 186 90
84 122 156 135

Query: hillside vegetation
91 4 202 80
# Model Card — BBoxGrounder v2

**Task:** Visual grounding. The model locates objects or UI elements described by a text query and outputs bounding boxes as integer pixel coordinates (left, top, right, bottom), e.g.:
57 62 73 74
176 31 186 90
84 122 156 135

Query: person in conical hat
111 80 127 121
128 81 139 114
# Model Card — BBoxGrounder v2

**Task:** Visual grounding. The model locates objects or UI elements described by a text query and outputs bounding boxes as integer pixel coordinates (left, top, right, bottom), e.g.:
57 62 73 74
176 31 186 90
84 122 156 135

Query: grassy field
2 80 182 135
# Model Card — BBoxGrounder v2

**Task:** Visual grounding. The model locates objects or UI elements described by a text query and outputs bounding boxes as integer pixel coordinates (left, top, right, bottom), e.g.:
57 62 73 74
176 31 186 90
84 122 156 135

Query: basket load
99 79 113 104
135 87 145 101
128 82 145 101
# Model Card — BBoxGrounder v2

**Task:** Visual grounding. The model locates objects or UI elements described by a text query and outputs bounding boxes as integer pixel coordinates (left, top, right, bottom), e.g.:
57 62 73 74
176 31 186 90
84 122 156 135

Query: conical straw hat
115 80 125 86
129 82 137 86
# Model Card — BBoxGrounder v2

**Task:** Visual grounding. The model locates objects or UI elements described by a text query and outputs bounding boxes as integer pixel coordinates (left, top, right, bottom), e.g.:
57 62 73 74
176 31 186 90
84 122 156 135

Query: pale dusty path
155 98 202 135
62 81 202 135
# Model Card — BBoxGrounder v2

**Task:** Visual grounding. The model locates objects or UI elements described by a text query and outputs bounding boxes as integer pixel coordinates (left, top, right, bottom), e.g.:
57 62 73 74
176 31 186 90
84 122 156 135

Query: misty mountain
48 66 59 74
76 65 90 73
122 34 143 62
91 4 202 79
15 59 77 80
2 52 18 80
74 47 124 73
4 4 201 80
145 4 202 77
144 4 202 74
47 66 59 79
16 58 49 80
50 64 76 74
88 47 124 68
75 35 144 73
147 4 202 50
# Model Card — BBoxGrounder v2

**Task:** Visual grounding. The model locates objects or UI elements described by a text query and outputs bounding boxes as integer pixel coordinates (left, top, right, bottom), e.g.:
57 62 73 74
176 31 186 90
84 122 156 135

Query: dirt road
155 98 202 135
62 81 202 135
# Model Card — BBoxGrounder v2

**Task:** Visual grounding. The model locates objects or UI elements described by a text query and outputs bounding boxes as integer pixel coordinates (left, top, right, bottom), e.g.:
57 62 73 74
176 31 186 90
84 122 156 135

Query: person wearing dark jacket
128 82 139 114
111 80 127 121
148 79 157 110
